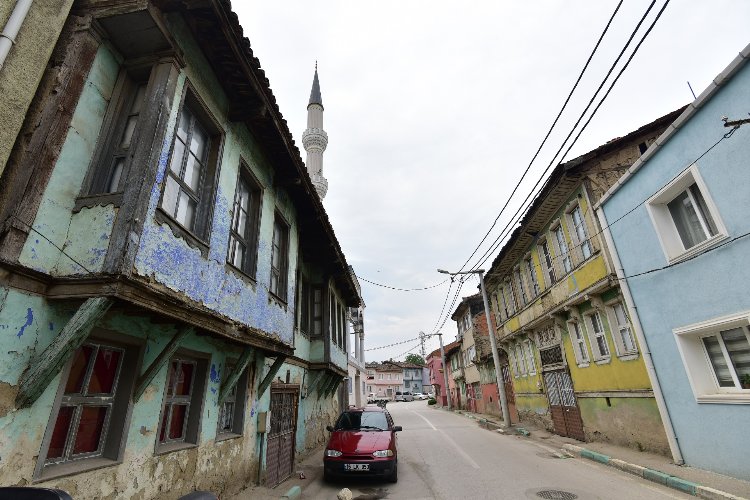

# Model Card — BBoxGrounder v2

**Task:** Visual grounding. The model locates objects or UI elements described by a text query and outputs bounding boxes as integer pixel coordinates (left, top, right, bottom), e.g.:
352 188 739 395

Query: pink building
365 361 403 400
426 341 460 406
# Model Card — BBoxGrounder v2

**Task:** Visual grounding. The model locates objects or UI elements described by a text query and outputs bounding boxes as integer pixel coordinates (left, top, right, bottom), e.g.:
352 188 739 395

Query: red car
323 406 402 482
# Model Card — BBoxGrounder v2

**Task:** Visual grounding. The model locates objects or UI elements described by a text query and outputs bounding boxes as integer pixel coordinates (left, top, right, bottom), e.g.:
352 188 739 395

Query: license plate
344 463 369 471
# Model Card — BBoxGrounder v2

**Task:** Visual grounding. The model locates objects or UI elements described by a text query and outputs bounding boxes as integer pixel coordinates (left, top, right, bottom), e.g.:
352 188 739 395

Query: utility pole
438 268 510 427
438 332 451 410
419 331 427 358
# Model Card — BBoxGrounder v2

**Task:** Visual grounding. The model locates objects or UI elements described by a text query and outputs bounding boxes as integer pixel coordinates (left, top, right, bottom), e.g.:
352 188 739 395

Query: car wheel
389 463 398 483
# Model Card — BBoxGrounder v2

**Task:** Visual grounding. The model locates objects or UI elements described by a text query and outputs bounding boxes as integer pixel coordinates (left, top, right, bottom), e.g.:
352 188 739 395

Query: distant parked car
324 406 401 482
394 391 414 402
412 392 428 400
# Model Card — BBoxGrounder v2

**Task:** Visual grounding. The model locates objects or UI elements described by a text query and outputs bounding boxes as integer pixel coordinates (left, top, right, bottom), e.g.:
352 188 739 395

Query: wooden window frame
216 363 249 440
227 160 263 278
269 212 290 303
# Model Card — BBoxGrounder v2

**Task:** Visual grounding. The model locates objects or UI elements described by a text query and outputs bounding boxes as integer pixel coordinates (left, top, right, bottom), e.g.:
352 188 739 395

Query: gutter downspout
0 0 33 71
595 206 684 465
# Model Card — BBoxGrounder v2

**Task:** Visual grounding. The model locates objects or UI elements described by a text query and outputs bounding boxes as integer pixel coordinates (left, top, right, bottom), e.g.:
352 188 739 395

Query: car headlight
372 449 394 458
325 449 342 457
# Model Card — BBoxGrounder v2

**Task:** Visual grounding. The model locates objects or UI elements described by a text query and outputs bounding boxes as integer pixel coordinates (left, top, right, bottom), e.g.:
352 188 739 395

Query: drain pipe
595 206 684 465
0 0 33 71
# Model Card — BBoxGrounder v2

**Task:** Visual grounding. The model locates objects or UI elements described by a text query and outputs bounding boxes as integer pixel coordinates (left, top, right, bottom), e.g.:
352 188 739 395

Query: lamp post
438 268 511 427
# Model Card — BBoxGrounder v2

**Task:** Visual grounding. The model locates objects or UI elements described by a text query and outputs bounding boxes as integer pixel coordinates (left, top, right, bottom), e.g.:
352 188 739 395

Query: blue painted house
597 43 750 480
0 1 359 497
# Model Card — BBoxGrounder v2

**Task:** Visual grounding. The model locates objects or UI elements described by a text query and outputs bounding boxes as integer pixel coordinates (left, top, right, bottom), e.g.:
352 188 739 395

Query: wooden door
543 370 584 441
501 364 519 424
266 387 299 487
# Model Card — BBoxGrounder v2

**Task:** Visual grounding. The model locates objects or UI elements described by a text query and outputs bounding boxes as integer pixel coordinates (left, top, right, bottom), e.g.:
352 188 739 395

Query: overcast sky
237 1 750 362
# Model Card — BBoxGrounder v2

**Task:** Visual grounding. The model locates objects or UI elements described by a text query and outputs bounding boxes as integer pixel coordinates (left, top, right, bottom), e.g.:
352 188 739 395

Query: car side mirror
392 426 402 432
326 425 334 432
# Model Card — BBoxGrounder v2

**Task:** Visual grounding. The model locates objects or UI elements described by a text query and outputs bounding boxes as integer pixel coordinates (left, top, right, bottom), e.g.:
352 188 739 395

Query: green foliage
427 398 437 405
405 353 425 366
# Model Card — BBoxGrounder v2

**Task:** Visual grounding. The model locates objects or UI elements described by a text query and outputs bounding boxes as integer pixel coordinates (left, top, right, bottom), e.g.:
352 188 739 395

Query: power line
12 215 95 275
365 335 422 352
356 275 450 292
454 0 625 275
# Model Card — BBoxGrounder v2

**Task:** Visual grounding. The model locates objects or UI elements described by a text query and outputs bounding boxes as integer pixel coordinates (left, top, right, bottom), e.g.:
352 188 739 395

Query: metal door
266 387 299 487
543 370 584 441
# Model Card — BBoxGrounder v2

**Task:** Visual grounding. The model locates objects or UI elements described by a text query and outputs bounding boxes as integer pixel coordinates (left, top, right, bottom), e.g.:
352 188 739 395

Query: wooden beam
304 370 325 396
317 373 337 400
257 356 286 398
133 326 193 401
16 297 113 408
325 376 343 398
218 347 254 405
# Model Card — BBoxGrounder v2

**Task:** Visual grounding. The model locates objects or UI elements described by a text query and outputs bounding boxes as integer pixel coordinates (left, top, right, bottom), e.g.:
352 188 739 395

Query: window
378 374 383 380
298 278 323 337
515 344 526 376
269 214 290 301
674 312 750 403
525 256 540 298
503 283 516 316
569 321 590 366
647 165 727 262
585 311 610 360
85 70 149 196
539 239 556 286
554 225 572 274
157 355 208 451
570 205 593 260
514 267 527 306
217 363 249 438
606 302 638 356
227 163 262 276
499 287 511 319
524 340 536 375
467 345 476 364
160 93 221 241
40 337 139 477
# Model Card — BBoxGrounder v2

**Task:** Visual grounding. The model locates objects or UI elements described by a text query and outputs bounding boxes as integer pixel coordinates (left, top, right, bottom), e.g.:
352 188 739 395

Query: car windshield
335 411 389 431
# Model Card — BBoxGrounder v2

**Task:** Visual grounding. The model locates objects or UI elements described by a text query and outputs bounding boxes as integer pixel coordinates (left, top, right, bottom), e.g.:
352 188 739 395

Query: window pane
183 154 202 192
166 361 179 396
169 139 186 175
177 109 191 141
72 406 107 455
690 185 718 237
219 402 234 432
107 158 125 193
159 405 170 442
721 328 750 380
120 116 138 149
668 190 706 249
174 362 194 396
190 123 208 160
556 227 572 272
231 239 245 268
130 85 147 114
48 406 75 460
65 345 94 394
169 404 188 440
236 209 248 236
176 192 196 230
88 348 122 395
703 336 734 387
162 176 180 214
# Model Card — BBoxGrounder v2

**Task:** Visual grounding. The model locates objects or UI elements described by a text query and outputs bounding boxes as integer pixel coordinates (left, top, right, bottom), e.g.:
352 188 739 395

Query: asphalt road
299 400 691 500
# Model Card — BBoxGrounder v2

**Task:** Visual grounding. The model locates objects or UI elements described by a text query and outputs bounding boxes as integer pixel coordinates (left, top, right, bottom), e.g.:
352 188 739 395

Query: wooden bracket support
257 356 286 398
16 297 114 408
134 326 193 402
218 347 254 405
325 376 342 398
304 370 325 397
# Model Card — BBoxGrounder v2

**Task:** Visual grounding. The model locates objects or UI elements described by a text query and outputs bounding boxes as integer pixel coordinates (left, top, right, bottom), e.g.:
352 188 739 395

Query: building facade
365 362 402 400
0 2 359 497
485 110 684 453
599 44 750 480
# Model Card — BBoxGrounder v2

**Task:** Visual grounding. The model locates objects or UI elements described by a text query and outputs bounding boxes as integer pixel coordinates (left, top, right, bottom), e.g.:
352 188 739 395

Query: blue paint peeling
16 308 33 338
210 387 217 394
210 363 220 383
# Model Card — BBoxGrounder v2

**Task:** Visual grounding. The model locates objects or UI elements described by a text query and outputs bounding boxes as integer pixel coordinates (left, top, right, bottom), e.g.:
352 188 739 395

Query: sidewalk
437 405 750 500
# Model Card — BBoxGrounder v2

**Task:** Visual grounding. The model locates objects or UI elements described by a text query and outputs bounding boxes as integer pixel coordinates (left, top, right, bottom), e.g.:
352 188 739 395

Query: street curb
280 485 301 499
561 444 746 499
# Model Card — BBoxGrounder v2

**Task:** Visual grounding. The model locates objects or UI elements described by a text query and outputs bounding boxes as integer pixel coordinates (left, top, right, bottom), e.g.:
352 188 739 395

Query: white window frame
567 203 593 264
524 340 536 375
503 282 516 316
552 222 573 274
605 300 639 359
568 319 590 367
515 344 527 376
538 238 556 287
513 266 528 307
524 254 540 298
674 311 750 404
646 164 727 264
583 310 611 362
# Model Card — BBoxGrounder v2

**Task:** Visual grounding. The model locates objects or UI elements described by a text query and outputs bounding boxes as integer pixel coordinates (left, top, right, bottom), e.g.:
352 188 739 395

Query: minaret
302 63 328 199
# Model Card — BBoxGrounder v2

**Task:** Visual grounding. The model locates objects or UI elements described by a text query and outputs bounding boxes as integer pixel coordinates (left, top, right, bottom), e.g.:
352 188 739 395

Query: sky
236 1 750 362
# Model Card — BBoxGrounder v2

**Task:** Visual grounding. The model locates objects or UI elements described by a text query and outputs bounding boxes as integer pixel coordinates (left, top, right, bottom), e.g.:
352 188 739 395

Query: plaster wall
0 0 74 173
18 44 120 275
602 62 750 479
0 289 265 498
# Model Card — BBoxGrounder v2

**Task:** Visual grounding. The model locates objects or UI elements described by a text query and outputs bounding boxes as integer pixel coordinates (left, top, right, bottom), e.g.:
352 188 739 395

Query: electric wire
454 0 625 274
355 275 450 291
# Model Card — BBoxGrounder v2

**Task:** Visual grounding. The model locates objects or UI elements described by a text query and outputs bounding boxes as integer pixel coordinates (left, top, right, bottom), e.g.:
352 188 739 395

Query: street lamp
438 268 511 428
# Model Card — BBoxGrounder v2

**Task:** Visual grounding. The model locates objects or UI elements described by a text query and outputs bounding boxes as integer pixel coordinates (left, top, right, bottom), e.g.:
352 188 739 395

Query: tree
405 353 425 366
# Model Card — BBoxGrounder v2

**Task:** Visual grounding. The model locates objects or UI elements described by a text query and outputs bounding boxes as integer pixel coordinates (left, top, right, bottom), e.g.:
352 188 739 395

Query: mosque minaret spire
302 62 329 200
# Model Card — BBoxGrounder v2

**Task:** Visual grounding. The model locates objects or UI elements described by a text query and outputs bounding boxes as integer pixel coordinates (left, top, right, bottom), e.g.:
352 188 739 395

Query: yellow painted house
484 109 684 454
